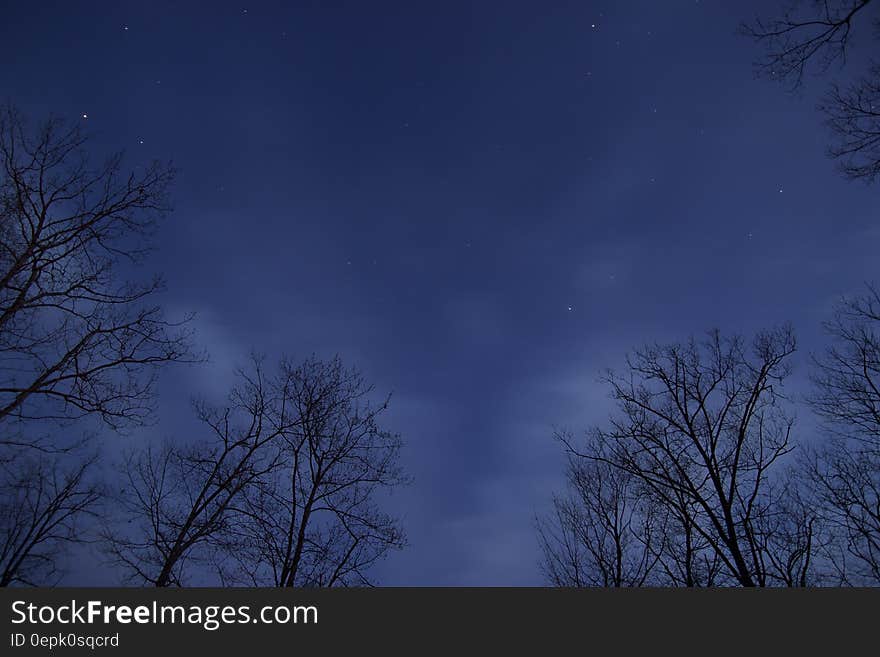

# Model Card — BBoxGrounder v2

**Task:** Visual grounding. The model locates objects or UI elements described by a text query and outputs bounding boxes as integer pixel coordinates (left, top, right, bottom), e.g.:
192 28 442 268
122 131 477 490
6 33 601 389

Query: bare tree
0 105 194 440
749 472 819 586
808 284 880 583
537 432 662 587
105 358 289 586
546 328 822 587
221 356 407 587
0 105 195 586
0 447 100 586
820 66 880 181
642 477 725 587
108 355 407 587
742 0 880 182
540 431 736 588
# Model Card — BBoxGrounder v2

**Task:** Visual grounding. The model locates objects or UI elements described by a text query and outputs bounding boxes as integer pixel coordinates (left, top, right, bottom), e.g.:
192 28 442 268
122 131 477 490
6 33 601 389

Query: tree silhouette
0 105 194 437
537 435 663 586
219 356 407 587
104 357 287 586
0 447 100 586
742 0 880 182
807 285 880 584
0 106 194 585
542 328 821 586
107 355 407 587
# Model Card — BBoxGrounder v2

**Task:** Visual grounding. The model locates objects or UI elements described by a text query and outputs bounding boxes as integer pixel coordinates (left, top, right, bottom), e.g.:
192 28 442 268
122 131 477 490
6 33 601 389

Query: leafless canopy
0 106 194 441
0 449 100 586
742 1 874 88
104 358 288 586
107 356 407 587
221 356 407 587
742 0 880 182
537 439 664 587
820 66 880 181
542 328 820 586
0 106 194 586
807 285 880 583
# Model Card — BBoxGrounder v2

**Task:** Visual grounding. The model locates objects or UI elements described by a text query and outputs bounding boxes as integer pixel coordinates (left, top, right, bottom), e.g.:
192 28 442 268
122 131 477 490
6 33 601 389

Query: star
567 306 573 312
82 113 88 119
123 25 129 31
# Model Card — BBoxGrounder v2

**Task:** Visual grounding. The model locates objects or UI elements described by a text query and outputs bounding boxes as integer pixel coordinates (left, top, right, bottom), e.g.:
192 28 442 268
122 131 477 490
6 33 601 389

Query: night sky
2 0 876 585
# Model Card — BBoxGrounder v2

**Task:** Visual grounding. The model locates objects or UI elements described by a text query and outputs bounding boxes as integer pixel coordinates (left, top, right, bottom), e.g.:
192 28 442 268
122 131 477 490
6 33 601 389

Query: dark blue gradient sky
2 0 876 585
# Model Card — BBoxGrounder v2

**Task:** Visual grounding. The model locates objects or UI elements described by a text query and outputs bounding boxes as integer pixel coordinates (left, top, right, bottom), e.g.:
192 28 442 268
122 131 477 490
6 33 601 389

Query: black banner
1 588 877 654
